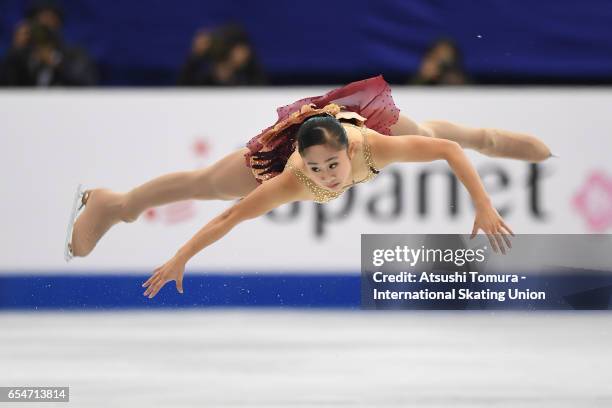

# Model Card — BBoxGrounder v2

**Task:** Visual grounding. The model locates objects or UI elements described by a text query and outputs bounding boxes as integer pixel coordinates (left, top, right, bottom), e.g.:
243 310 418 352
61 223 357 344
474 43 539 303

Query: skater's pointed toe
65 188 125 261
67 238 94 258
66 242 88 260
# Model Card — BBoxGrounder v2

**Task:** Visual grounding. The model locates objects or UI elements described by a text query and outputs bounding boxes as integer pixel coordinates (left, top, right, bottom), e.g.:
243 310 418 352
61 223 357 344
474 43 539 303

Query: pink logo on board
572 171 612 232
192 138 211 158
143 201 196 225
144 136 212 225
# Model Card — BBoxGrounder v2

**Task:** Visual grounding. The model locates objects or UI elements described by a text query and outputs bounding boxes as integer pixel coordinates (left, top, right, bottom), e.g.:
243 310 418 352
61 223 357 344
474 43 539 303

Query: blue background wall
1 0 612 85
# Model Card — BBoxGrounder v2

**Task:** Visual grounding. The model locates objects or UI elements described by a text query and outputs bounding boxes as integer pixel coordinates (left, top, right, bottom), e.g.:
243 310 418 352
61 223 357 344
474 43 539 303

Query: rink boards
1 88 611 308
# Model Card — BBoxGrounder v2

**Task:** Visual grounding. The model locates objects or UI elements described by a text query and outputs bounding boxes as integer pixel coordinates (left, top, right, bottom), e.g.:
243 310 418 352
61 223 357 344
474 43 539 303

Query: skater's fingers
501 220 515 236
143 280 157 296
494 233 506 255
501 230 512 249
486 233 498 253
470 223 478 239
143 275 162 295
148 281 165 299
501 224 513 237
142 270 162 288
144 281 158 298
143 263 169 287
142 279 152 289
142 275 156 288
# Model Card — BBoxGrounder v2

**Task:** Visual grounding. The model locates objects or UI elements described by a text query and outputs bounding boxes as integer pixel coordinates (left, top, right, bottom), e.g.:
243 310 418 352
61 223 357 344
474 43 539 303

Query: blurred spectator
411 38 468 85
0 1 98 86
177 29 214 85
178 24 266 86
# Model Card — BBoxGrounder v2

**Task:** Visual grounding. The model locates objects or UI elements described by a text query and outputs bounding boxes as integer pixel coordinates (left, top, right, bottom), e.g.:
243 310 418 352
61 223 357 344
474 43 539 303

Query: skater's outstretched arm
368 129 514 252
142 171 308 298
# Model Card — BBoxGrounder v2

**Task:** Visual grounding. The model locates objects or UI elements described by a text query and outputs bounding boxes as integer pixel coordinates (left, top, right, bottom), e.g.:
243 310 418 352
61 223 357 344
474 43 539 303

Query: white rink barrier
1 88 611 273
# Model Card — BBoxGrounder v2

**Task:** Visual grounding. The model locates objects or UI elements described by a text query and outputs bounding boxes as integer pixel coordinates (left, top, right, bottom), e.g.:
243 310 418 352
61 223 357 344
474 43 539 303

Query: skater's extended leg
120 151 254 221
389 114 433 137
390 113 551 162
420 120 551 162
70 148 259 257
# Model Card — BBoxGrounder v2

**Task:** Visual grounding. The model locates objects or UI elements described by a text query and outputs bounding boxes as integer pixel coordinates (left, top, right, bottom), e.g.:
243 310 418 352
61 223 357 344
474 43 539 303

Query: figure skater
64 75 551 298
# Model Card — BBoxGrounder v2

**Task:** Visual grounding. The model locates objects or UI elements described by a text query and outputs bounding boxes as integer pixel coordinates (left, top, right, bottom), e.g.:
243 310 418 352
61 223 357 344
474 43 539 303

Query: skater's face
302 143 354 191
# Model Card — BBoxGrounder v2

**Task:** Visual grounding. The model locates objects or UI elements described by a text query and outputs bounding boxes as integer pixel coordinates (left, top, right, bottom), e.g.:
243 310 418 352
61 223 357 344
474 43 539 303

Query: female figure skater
65 75 551 298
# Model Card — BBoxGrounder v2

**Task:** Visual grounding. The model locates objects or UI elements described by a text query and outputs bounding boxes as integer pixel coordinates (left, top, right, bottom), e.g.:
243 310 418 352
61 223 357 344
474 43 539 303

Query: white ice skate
64 184 89 262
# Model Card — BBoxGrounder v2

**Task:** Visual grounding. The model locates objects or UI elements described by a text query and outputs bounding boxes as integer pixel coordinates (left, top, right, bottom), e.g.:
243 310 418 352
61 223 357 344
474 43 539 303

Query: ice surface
1 311 611 407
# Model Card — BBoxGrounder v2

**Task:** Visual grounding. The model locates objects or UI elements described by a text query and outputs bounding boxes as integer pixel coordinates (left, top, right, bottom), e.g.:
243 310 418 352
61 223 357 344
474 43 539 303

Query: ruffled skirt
244 75 400 183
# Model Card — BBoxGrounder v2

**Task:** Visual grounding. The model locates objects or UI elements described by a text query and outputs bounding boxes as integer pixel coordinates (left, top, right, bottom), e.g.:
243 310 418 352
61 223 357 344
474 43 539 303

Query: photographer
1 2 97 86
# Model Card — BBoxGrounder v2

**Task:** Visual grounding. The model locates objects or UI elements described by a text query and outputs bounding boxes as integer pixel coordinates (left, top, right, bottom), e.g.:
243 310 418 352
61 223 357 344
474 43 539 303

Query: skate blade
64 184 85 262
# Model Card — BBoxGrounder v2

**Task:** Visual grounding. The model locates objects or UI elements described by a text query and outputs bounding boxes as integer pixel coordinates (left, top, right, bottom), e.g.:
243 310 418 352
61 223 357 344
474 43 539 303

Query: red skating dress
244 75 400 184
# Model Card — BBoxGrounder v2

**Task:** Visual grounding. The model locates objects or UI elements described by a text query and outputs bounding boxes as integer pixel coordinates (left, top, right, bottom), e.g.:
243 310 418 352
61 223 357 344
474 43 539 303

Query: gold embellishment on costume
285 161 347 204
359 126 380 177
342 124 380 185
284 125 380 203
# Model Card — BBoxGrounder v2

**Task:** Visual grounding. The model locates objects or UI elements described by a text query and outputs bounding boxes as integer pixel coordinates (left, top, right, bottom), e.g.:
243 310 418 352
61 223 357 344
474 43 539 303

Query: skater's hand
142 256 185 298
470 203 514 254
